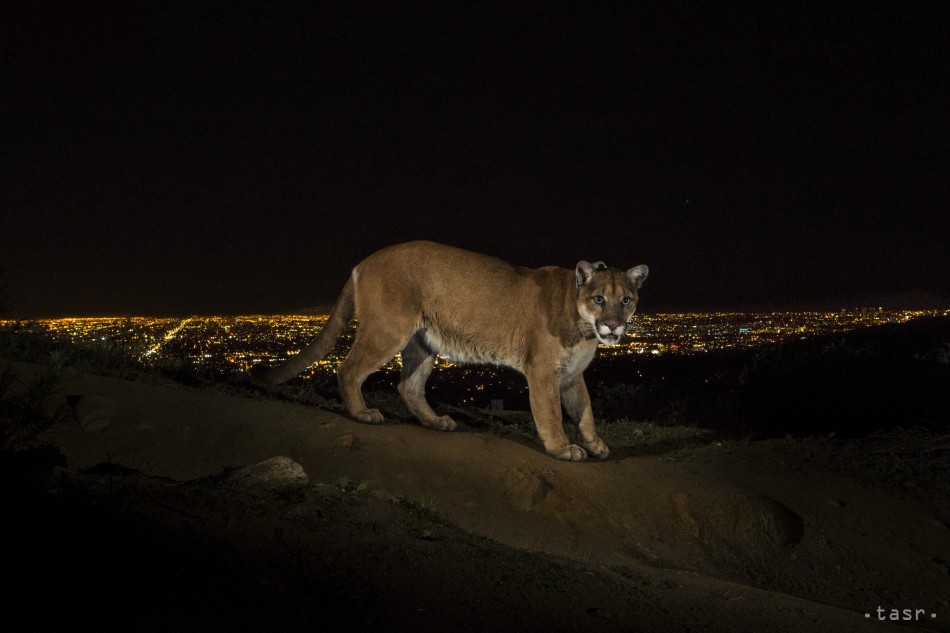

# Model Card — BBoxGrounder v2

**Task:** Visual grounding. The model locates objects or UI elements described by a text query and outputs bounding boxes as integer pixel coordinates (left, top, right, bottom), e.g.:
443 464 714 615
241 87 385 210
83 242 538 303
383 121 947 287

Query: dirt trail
18 363 950 632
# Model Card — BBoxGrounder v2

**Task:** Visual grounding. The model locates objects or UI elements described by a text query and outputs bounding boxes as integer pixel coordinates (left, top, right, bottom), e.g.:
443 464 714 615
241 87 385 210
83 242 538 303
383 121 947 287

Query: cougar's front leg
560 374 609 459
525 365 588 461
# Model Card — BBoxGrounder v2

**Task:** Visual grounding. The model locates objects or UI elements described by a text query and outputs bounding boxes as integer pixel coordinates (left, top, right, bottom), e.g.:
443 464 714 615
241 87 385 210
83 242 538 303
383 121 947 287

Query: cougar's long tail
250 276 356 386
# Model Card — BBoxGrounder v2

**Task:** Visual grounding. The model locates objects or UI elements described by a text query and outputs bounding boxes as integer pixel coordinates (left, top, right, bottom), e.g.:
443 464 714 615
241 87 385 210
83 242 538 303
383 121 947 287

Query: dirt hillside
6 361 949 632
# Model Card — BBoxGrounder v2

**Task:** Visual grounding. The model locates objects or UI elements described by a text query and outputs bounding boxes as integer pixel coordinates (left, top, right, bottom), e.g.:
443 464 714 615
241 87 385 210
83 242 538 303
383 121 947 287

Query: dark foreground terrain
2 317 949 632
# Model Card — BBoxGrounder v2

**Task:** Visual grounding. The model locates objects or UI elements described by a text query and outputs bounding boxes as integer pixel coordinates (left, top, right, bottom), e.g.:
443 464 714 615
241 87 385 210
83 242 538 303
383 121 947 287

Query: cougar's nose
602 319 623 333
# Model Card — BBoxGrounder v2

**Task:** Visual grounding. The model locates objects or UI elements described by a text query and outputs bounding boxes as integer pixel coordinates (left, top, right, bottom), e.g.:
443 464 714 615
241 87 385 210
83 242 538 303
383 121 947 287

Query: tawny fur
252 241 648 461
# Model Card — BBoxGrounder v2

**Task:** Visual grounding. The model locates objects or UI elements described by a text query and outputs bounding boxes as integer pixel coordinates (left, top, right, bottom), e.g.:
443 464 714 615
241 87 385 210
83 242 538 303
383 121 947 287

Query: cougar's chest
556 340 597 383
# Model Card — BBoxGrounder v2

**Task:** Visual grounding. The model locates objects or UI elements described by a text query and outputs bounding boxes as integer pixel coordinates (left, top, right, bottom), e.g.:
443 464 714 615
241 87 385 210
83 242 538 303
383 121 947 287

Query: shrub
1 352 69 451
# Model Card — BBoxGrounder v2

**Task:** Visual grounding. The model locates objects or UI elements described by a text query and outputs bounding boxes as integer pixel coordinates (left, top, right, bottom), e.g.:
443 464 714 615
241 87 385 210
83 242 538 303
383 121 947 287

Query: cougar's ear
627 265 649 288
576 261 595 287
591 260 607 270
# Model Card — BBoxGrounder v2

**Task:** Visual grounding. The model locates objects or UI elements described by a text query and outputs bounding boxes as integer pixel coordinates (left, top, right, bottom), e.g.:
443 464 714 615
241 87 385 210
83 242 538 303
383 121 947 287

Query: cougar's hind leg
337 317 415 425
398 332 456 431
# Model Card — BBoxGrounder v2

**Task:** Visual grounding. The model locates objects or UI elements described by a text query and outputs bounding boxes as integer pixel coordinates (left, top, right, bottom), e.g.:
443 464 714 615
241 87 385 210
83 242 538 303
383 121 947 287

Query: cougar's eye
621 296 631 306
592 295 605 305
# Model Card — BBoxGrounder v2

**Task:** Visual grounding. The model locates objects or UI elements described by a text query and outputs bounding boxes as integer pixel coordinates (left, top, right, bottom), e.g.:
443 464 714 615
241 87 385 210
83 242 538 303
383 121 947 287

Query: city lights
3 309 945 405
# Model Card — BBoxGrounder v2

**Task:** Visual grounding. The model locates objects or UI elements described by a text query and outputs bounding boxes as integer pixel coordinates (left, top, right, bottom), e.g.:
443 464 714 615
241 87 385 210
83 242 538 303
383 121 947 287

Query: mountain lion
253 241 648 461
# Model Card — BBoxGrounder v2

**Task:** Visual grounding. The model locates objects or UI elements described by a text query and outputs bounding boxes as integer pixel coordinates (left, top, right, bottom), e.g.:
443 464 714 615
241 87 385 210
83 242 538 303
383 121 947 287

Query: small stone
336 434 355 448
227 456 309 494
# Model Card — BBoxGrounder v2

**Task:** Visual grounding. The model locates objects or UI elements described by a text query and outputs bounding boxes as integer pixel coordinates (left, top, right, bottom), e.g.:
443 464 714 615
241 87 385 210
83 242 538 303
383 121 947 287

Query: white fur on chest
556 340 597 384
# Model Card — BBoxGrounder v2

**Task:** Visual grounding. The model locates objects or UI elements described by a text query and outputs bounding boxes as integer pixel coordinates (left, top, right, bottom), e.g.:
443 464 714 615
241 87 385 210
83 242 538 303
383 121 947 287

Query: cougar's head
575 260 649 345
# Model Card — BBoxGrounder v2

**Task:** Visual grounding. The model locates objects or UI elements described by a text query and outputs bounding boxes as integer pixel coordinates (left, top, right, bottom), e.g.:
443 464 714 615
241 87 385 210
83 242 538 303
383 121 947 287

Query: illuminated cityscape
613 309 950 356
4 308 945 367
2 309 946 408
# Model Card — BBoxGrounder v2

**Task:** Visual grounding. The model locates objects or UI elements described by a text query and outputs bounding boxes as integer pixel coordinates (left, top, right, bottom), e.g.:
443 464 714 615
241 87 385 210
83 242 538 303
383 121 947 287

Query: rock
227 456 309 494
502 468 554 512
670 491 804 548
69 395 119 430
335 434 356 448
500 467 581 521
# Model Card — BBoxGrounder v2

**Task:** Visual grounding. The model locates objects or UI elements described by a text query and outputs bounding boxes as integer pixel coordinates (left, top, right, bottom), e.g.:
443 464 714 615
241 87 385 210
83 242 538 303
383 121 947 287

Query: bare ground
5 362 949 632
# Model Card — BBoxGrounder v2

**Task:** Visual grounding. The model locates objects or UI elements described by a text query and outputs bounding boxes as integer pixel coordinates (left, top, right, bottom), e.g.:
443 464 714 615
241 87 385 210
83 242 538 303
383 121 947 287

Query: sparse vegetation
397 493 453 526
828 427 950 495
329 475 455 526
597 418 715 458
332 476 369 493
0 327 150 380
1 351 69 452
0 349 70 505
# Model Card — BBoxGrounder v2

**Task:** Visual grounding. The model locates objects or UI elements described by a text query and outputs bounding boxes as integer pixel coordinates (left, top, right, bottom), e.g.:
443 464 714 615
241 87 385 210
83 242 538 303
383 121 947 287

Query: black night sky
2 1 948 317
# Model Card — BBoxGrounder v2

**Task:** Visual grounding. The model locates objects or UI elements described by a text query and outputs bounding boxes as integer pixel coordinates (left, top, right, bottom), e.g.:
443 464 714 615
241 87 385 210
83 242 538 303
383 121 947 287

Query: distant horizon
4 287 947 322
5 305 949 322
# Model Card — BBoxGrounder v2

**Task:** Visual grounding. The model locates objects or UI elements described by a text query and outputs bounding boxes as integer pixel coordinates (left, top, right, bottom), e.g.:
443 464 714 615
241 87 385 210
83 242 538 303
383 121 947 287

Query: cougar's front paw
354 408 385 424
551 444 588 461
422 415 457 431
582 436 610 459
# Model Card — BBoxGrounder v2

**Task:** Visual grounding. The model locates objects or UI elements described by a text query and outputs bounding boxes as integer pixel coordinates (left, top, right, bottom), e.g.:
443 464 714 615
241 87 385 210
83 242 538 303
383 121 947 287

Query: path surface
16 362 948 632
